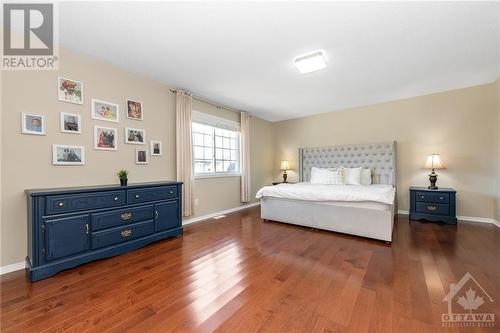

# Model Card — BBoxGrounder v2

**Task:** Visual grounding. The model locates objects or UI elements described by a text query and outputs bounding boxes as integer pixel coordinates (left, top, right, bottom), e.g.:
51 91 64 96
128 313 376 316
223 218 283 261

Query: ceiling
59 1 500 122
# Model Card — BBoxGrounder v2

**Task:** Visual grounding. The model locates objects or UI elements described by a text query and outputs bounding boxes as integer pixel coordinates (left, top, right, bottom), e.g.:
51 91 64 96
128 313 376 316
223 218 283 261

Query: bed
256 141 397 242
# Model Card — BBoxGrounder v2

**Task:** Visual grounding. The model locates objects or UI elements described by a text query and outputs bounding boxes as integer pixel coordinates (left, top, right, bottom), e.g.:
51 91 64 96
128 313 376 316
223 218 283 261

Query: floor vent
213 215 226 220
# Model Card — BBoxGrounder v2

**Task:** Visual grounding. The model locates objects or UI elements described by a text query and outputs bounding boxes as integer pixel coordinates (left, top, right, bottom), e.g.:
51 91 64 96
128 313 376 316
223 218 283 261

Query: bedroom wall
190 100 273 218
496 78 500 222
0 48 273 267
273 82 499 219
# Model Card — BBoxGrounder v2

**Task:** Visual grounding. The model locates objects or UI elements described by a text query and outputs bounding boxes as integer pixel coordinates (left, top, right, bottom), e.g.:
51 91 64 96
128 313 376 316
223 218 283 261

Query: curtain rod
169 88 242 114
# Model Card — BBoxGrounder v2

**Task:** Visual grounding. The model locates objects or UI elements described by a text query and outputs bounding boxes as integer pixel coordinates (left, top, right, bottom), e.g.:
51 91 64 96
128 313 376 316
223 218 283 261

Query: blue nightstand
409 187 457 224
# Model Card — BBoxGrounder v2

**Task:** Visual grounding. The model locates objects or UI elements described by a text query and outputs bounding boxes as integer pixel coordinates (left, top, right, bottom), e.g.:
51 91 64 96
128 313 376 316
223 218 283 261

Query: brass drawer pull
427 205 437 212
121 229 132 237
135 194 140 199
121 212 132 221
439 197 444 200
86 224 89 234
113 196 119 202
169 190 174 194
58 202 64 208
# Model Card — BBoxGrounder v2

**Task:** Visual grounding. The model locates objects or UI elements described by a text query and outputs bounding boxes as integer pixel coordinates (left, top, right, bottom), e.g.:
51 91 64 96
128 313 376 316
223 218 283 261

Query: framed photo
60 112 82 134
21 113 46 135
126 99 143 120
150 140 162 156
58 77 83 105
91 99 119 123
125 127 146 145
52 144 85 165
94 126 117 151
135 148 148 164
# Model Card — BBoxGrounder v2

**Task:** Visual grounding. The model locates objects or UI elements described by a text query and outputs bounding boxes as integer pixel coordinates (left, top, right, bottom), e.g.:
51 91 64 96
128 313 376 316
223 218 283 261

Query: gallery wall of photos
20 76 164 166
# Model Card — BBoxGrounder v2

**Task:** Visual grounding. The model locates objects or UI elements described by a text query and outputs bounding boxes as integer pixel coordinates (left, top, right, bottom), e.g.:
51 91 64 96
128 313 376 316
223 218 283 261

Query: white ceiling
60 1 500 122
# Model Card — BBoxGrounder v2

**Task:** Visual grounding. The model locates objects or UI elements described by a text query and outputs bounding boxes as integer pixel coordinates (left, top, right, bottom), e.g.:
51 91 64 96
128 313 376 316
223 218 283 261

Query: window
192 113 240 177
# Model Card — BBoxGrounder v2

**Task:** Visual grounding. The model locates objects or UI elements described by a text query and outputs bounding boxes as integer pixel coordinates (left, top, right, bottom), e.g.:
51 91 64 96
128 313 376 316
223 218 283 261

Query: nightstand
272 181 296 186
409 187 457 224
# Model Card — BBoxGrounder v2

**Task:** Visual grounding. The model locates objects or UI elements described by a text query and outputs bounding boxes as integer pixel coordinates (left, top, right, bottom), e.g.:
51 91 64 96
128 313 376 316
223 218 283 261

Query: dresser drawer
415 202 450 216
46 191 126 215
91 220 154 249
91 205 154 231
127 186 177 204
415 191 449 204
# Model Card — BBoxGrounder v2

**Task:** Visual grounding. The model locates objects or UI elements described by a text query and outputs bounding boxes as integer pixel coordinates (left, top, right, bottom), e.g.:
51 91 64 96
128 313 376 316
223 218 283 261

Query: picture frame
150 140 162 156
125 127 146 145
135 148 148 164
57 77 83 105
94 126 118 151
126 99 143 121
60 112 82 134
91 99 119 123
21 113 46 135
52 144 85 165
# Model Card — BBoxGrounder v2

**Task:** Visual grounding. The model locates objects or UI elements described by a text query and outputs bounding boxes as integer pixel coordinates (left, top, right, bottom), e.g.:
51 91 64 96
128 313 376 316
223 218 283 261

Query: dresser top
409 186 456 193
25 181 182 196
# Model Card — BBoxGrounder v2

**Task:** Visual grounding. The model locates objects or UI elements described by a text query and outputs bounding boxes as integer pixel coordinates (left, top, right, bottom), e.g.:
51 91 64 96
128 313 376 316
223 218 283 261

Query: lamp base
282 170 288 183
428 170 438 190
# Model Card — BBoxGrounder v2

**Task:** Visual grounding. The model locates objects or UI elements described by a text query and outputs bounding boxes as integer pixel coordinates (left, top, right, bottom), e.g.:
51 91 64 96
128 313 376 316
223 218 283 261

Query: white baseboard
183 201 261 226
0 261 25 275
398 210 500 228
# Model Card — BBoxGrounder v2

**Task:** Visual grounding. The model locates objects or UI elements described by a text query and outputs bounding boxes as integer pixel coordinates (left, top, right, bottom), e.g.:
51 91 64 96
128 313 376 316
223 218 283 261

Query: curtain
240 111 251 203
176 91 194 216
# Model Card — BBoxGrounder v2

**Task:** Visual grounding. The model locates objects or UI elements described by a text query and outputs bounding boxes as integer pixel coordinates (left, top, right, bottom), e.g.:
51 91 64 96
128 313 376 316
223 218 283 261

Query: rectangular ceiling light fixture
293 50 327 74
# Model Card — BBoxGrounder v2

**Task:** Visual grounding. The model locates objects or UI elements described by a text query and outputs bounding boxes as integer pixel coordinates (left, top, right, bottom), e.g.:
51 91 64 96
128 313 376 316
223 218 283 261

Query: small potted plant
117 169 129 186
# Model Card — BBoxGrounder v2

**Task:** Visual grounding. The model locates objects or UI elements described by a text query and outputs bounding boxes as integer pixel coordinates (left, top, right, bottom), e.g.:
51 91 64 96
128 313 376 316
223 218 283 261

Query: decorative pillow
310 167 343 185
360 168 372 186
343 167 362 185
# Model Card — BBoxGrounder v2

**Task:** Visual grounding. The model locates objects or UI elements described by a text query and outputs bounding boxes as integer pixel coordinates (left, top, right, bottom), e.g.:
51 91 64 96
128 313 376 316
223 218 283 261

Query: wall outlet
194 198 199 206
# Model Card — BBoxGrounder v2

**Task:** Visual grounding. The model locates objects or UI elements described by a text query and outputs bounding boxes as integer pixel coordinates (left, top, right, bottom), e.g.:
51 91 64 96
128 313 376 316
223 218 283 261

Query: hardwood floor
1 206 499 333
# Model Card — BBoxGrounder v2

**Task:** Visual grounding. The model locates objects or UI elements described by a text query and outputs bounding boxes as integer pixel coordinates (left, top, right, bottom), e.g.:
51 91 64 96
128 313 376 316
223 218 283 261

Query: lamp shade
280 160 290 170
424 154 445 169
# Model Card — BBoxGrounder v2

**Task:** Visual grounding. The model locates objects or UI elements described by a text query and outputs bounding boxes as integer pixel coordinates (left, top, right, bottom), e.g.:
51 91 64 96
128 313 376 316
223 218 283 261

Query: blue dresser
26 181 183 281
409 186 457 224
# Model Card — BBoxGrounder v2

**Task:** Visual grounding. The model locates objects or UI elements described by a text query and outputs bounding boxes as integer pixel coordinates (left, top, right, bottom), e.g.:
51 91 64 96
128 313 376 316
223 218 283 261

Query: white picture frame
60 112 82 134
126 99 144 121
125 127 146 145
57 77 83 105
21 113 46 135
52 144 85 165
94 126 118 151
135 148 148 164
150 140 162 156
91 98 119 123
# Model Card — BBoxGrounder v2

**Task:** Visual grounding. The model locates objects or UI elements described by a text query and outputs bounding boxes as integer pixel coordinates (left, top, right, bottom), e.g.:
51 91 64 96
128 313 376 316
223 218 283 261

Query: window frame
191 114 241 179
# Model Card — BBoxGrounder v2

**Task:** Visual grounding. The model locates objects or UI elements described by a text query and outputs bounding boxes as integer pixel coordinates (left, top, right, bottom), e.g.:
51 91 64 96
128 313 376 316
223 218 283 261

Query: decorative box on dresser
26 181 183 281
409 186 457 224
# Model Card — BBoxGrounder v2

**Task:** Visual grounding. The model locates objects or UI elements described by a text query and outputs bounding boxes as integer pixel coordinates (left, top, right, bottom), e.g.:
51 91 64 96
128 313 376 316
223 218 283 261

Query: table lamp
280 160 290 183
424 154 445 190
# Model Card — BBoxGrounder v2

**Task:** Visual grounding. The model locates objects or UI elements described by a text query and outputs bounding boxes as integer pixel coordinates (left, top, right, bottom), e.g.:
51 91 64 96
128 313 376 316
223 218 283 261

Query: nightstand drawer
415 191 449 204
415 202 450 216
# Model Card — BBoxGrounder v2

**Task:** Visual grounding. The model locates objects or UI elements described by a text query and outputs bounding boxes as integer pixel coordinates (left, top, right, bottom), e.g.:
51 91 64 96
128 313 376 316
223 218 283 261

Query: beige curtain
240 111 251 203
176 91 194 216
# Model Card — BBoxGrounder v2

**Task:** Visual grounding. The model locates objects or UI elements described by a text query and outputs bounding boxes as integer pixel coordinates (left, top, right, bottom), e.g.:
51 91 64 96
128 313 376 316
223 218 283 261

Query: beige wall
0 49 274 266
496 79 500 221
190 100 274 218
273 83 499 219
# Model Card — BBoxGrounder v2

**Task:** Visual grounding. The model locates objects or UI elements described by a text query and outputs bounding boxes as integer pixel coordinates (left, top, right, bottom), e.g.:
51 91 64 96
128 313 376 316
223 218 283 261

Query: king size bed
256 141 397 242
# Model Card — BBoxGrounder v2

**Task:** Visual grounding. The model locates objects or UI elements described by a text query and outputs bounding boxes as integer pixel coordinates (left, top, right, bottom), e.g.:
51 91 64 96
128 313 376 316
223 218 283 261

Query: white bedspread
255 182 396 205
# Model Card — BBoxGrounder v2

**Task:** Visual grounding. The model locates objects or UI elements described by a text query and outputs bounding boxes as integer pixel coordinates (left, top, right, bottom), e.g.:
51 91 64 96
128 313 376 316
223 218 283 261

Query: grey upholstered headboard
299 141 397 186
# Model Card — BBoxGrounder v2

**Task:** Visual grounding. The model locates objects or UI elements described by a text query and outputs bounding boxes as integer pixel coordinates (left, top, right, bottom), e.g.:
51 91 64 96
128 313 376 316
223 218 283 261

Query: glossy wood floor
1 207 499 333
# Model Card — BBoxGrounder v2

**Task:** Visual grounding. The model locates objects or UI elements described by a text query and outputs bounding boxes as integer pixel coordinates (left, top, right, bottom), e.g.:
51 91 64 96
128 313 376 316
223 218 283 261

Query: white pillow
310 167 343 185
360 168 372 186
343 167 362 185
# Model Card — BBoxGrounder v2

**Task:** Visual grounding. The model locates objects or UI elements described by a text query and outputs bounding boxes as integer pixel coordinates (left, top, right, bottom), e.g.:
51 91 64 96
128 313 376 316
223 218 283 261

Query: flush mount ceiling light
293 50 327 74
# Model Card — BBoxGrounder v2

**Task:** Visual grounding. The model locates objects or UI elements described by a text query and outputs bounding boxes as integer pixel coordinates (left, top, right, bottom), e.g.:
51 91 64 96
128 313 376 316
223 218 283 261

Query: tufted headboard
299 141 397 187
